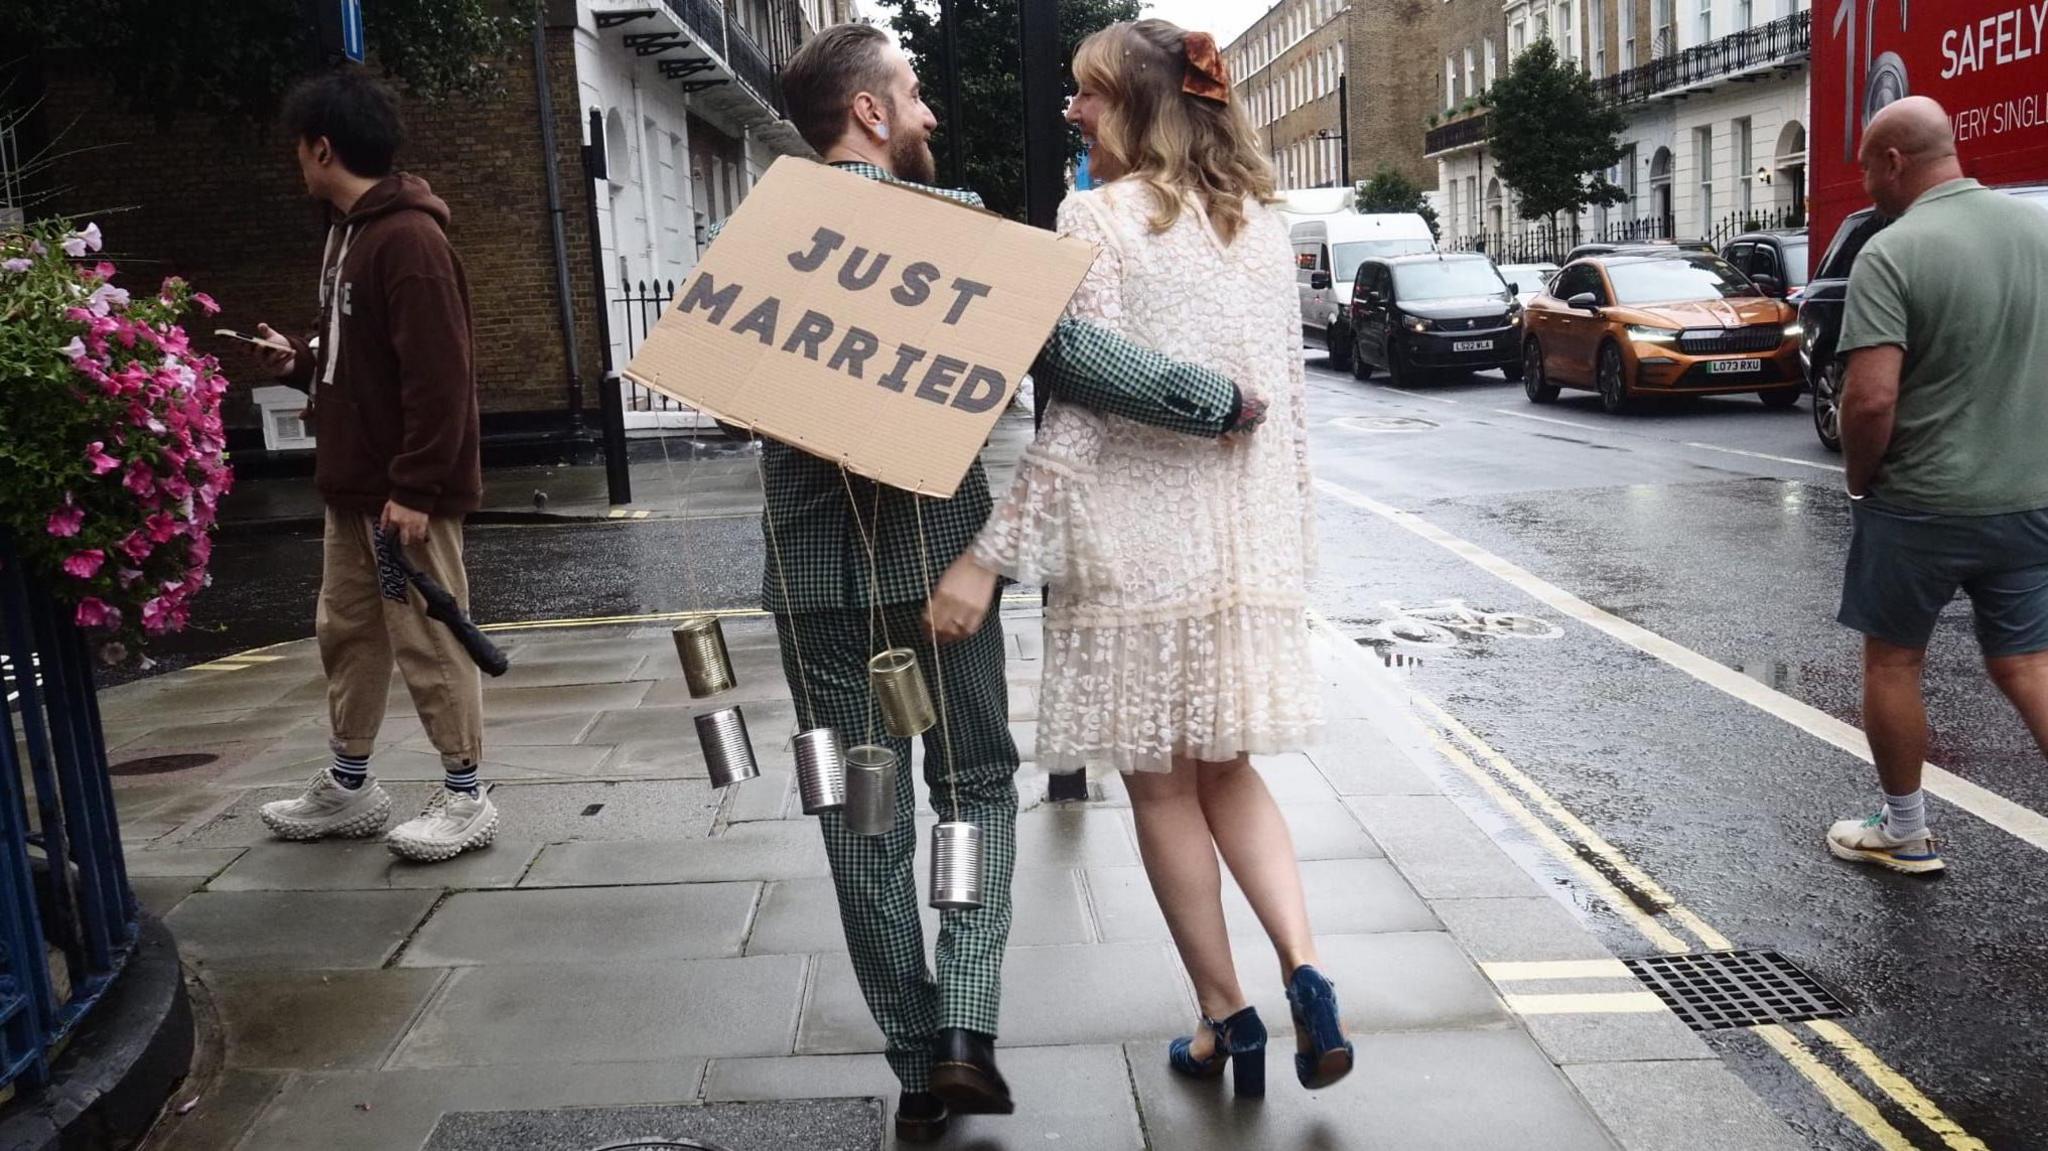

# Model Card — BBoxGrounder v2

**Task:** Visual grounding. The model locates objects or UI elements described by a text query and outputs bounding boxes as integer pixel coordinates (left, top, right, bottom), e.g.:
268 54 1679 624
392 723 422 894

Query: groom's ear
848 90 887 141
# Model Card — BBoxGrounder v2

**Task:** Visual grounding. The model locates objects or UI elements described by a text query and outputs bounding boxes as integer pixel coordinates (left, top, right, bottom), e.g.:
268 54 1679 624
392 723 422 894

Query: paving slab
141 1068 287 1151
391 954 807 1068
727 767 796 821
405 710 596 747
1344 795 1537 899
166 889 441 970
522 820 831 886
233 1061 705 1151
1276 801 1386 861
1565 1060 1812 1151
1429 896 1619 963
124 846 247 878
477 679 656 715
133 876 205 918
1086 857 1437 946
1128 1027 1620 1151
746 867 1092 957
597 737 712 779
1232 931 1511 1037
399 882 760 966
423 1099 883 1151
484 778 722 841
584 700 799 746
797 942 1190 1055
107 709 312 751
481 649 655 690
1011 805 1139 870
1252 752 1344 804
207 839 541 892
1519 1009 1720 1065
707 1046 1145 1151
1307 717 1443 796
207 968 447 1070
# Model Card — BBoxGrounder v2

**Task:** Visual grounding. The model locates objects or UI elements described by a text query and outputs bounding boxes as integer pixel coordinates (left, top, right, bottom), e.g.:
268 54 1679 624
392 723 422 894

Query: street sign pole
312 0 366 63
1019 0 1086 803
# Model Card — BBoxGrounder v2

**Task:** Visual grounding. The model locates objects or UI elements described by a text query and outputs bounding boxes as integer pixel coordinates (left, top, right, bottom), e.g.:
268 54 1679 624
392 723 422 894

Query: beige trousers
317 508 483 765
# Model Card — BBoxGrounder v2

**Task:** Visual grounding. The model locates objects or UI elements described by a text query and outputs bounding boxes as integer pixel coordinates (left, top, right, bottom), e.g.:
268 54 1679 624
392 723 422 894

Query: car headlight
1626 325 1680 344
1506 302 1524 323
1782 322 1803 339
1403 315 1432 333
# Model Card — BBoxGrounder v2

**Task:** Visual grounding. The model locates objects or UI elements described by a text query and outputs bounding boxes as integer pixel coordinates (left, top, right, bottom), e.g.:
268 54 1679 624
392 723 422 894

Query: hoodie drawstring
315 222 358 391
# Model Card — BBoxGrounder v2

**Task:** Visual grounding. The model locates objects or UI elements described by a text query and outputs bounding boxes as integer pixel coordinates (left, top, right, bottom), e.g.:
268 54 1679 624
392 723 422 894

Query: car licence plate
1452 339 1493 353
1709 358 1763 374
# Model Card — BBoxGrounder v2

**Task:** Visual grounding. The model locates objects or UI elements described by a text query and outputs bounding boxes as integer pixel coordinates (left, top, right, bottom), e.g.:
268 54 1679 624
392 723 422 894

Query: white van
1292 214 1436 371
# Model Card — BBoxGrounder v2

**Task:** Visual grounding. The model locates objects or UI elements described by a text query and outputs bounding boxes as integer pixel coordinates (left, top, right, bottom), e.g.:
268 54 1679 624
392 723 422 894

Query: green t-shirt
1838 178 2048 515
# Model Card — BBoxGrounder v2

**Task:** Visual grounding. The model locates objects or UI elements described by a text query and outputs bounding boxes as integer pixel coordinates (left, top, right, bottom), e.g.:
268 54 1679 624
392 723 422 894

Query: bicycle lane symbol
1364 599 1565 648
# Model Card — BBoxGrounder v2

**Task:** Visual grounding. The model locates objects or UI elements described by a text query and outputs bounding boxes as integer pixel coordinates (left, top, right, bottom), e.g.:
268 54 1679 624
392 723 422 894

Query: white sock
1883 790 1927 838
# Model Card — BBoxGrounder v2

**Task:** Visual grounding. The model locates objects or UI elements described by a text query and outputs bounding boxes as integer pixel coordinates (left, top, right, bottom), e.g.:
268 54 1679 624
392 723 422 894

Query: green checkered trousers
772 596 1017 1094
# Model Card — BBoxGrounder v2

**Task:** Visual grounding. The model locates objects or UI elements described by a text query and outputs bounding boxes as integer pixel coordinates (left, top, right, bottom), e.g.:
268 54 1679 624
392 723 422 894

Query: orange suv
1520 251 1802 414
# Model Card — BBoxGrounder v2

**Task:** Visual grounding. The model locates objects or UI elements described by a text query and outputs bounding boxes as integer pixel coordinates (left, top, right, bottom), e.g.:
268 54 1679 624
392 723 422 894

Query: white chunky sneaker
259 770 392 841
387 789 499 863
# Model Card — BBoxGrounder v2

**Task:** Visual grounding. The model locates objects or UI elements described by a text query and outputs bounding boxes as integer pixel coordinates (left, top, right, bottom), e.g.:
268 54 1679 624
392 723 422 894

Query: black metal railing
1425 112 1489 156
725 22 783 113
1597 9 1810 105
1447 205 1804 265
616 278 690 414
0 531 140 1092
673 0 726 52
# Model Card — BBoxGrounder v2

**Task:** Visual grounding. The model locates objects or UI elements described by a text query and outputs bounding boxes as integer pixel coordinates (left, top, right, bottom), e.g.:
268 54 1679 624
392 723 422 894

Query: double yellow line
1414 692 1987 1151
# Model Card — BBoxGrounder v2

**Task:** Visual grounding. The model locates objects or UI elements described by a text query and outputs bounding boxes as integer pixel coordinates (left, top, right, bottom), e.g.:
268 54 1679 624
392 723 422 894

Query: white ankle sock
1883 790 1927 838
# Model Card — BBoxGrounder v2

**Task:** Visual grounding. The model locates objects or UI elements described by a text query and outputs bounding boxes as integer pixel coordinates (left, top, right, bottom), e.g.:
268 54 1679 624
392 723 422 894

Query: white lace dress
969 182 1320 775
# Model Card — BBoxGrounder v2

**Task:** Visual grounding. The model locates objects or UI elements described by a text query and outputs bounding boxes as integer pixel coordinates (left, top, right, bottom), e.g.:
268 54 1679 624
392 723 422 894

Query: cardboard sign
623 157 1095 497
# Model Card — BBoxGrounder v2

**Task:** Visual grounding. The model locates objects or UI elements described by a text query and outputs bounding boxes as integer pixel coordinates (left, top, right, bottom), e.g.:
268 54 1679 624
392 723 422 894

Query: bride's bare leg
1125 765 1246 1059
1195 755 1319 980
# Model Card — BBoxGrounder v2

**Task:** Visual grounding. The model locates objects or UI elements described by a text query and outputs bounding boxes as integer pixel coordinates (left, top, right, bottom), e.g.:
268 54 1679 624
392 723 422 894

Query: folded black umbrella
375 531 510 677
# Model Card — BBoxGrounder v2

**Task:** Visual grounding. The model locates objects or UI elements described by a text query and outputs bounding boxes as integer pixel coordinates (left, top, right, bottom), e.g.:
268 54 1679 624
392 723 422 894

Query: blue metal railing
0 530 140 1091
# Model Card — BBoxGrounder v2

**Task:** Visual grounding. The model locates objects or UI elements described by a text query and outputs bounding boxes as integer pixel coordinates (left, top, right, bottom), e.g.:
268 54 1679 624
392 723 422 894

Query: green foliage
1353 164 1440 240
0 0 527 121
875 0 1140 220
1484 39 1627 227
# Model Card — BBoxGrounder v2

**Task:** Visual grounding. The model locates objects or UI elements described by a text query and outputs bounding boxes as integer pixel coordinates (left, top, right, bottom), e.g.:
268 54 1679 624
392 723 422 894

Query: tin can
868 648 936 737
672 615 736 698
695 705 760 788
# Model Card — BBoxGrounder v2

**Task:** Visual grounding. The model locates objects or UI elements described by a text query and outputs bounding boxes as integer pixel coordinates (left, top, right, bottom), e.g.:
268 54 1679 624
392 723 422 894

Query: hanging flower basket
0 221 233 664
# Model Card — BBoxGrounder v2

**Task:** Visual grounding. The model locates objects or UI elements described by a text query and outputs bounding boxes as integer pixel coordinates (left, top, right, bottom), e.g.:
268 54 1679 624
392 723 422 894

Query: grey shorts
1839 499 2048 657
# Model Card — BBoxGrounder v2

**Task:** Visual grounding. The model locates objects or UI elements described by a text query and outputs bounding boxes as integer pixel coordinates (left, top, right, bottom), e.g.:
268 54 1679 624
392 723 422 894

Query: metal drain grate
1622 949 1847 1032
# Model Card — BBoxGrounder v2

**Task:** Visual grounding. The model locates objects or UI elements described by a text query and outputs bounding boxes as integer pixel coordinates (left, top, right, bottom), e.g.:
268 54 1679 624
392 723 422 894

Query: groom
761 23 1254 1143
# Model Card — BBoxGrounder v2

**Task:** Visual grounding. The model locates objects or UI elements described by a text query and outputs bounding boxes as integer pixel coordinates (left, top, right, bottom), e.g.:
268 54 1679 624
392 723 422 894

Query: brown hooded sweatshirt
286 174 481 517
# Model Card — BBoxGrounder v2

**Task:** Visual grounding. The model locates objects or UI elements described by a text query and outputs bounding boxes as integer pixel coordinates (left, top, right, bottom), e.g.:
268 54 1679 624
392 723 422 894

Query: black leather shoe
930 1027 1015 1115
894 1091 950 1144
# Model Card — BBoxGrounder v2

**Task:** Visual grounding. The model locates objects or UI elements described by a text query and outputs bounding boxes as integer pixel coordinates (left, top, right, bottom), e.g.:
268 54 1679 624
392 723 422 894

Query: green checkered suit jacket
720 161 1241 613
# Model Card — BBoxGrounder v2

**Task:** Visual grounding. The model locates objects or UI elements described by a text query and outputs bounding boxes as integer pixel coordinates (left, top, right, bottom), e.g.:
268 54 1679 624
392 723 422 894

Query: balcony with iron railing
1425 111 1489 157
601 0 788 119
1596 9 1810 105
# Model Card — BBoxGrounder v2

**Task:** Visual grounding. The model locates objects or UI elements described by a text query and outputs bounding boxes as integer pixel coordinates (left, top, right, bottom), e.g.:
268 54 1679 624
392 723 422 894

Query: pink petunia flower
1 257 29 273
47 501 84 538
61 223 102 259
191 292 219 315
122 459 155 498
143 512 178 543
62 549 106 580
116 531 153 562
86 284 130 318
84 441 119 475
73 598 121 630
60 336 87 361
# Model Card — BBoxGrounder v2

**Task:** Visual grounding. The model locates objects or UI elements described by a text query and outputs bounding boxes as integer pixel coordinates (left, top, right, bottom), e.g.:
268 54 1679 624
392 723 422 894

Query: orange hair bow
1182 31 1231 105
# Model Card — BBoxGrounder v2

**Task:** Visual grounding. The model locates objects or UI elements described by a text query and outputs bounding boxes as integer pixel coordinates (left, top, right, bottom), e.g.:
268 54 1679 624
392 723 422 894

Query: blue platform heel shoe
1168 1005 1267 1098
1287 965 1355 1089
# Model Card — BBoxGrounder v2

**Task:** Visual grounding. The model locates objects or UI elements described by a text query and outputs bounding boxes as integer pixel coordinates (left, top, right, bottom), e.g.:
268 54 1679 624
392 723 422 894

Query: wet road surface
1304 360 2046 1150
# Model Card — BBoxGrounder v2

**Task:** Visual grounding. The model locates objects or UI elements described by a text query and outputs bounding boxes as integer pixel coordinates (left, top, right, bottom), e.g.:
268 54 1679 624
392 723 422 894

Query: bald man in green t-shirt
1827 96 2048 876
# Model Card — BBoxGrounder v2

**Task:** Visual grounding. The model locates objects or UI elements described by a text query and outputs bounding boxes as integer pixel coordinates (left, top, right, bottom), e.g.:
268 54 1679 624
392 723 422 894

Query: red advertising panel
1811 0 2048 247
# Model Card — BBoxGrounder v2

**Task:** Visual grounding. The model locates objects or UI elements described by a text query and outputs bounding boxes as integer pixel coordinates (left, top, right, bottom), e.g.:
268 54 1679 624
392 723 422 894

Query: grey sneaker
387 789 499 863
259 769 392 841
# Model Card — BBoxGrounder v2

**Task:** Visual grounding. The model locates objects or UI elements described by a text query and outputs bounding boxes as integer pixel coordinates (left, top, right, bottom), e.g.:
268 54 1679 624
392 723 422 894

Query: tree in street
1353 163 1441 240
1484 39 1627 250
874 0 1140 220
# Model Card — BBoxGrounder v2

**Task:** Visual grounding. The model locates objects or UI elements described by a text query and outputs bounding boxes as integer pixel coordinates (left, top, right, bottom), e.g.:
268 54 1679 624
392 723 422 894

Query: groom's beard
892 132 938 185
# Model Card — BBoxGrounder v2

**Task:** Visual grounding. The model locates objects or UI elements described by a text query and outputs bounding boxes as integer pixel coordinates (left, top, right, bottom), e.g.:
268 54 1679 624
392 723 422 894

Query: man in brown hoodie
252 69 498 863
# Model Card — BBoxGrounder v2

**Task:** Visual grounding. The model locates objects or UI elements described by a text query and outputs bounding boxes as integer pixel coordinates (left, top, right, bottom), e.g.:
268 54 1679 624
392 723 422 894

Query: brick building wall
1228 0 1349 190
41 27 603 438
1348 0 1441 190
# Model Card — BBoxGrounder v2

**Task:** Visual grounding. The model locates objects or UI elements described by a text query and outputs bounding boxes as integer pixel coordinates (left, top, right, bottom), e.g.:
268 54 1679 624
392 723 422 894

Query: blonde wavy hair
1071 19 1279 246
